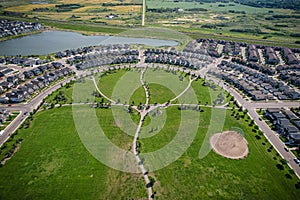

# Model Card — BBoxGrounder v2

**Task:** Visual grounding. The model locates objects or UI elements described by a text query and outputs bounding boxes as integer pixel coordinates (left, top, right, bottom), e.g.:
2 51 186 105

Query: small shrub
285 174 292 179
276 164 284 170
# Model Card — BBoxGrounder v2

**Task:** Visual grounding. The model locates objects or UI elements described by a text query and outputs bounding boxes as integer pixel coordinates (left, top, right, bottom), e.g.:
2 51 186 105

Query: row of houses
265 108 300 146
279 70 300 88
0 67 72 103
248 44 300 65
0 56 46 67
144 48 214 62
0 19 41 38
55 46 93 58
276 64 300 71
144 48 212 70
75 48 139 70
211 61 300 101
56 44 132 59
0 66 14 77
184 39 222 57
248 44 259 62
232 57 276 75
23 62 63 79
223 42 241 56
188 38 299 67
185 39 243 58
264 47 280 65
0 62 64 96
247 45 299 65
281 48 299 65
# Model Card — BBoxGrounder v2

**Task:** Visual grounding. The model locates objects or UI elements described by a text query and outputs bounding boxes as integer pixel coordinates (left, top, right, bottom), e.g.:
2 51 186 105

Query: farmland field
0 0 299 47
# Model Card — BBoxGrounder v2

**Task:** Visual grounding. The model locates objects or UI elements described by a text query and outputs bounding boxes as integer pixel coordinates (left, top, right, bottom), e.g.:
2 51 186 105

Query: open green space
44 81 74 105
0 106 147 200
0 68 299 199
148 106 300 199
148 83 176 104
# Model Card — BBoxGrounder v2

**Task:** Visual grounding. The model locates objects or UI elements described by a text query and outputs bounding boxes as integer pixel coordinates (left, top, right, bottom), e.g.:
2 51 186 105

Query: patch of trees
88 8 112 13
147 7 207 13
101 3 142 7
274 24 289 27
272 15 300 19
179 0 300 10
32 8 49 12
229 28 267 34
186 8 208 12
147 7 179 13
295 182 300 189
263 25 280 31
290 33 300 37
201 24 217 29
2 11 25 17
55 4 83 12
228 10 246 14
276 163 284 170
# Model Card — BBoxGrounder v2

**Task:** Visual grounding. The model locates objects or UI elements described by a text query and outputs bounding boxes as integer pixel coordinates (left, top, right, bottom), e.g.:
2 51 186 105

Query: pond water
0 31 178 56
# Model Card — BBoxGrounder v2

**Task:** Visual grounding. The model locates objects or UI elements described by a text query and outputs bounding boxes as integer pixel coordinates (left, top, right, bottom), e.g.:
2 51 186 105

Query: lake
0 31 178 56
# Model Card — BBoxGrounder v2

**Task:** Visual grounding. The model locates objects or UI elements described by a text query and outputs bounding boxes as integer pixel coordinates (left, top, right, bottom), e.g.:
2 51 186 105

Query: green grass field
146 105 300 199
0 106 147 200
0 68 299 199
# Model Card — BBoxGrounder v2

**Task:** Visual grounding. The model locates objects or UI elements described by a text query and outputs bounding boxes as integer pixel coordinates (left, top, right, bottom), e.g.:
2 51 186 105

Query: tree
276 164 284 170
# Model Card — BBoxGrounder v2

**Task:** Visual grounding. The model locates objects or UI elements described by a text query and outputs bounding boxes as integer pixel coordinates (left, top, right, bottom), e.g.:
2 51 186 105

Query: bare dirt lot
210 131 249 159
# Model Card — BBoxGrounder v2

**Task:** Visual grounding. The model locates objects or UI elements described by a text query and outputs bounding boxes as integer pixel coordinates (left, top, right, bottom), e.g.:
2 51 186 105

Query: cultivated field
0 0 299 47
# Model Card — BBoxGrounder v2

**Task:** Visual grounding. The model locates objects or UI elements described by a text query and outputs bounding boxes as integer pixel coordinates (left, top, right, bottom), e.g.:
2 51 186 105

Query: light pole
142 0 146 26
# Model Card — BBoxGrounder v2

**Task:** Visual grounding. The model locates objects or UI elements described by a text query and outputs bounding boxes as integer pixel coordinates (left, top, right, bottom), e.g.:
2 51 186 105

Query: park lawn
96 69 127 98
148 83 176 104
139 106 180 153
130 85 146 106
191 79 211 105
44 82 74 105
97 69 145 103
96 108 133 150
0 106 147 200
0 68 299 199
144 107 300 199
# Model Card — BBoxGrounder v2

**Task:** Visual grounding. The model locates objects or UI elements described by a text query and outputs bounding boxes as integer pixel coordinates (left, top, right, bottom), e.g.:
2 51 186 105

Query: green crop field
0 68 299 199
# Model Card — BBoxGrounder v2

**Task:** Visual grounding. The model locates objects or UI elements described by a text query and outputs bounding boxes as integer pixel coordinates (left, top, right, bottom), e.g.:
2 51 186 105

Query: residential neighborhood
0 0 300 199
0 61 73 103
210 61 300 101
0 19 41 38
264 108 300 147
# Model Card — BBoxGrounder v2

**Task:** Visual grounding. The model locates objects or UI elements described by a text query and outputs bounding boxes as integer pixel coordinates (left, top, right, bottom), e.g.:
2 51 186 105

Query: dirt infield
210 131 249 159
